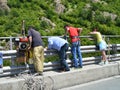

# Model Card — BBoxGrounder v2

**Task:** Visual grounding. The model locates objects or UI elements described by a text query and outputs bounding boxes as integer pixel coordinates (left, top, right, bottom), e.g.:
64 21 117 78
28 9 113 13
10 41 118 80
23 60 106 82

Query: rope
15 63 46 90
17 74 55 90
19 74 46 90
15 69 55 90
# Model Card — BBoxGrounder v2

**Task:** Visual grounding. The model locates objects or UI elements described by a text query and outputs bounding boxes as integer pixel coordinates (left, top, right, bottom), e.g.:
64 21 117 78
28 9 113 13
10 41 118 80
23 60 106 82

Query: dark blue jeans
71 41 83 68
58 43 70 71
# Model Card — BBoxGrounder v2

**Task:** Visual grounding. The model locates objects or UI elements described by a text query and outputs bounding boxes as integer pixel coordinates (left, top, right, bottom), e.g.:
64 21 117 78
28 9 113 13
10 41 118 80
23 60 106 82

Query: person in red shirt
64 25 83 68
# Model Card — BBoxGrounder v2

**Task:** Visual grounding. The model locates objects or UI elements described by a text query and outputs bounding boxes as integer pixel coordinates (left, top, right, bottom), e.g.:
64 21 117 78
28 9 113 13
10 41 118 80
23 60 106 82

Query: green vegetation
0 0 120 43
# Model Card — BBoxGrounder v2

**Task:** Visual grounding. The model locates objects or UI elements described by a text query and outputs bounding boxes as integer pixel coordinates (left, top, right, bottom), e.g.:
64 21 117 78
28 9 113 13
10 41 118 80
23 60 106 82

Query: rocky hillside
0 0 120 41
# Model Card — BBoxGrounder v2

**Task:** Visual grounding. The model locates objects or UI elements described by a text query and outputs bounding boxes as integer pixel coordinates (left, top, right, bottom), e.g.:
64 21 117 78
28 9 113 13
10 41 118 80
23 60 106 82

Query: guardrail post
9 36 13 50
112 44 117 54
107 37 111 61
11 56 15 66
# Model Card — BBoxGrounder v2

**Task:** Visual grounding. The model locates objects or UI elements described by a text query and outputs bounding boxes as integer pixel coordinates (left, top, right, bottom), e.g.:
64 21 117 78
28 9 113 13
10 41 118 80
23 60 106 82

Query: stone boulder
54 0 65 14
0 0 10 12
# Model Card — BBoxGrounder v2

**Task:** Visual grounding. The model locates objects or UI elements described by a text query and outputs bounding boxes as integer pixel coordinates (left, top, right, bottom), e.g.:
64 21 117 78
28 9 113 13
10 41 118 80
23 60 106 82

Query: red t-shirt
67 26 80 42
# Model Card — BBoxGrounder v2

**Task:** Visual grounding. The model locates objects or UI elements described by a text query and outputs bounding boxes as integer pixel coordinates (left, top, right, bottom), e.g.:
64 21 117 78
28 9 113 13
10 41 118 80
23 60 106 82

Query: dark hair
28 26 33 29
28 26 33 28
92 28 98 31
64 24 69 28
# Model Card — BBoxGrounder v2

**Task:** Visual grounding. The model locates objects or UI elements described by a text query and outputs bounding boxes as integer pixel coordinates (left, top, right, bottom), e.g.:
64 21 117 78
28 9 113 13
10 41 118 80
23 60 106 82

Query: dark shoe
65 67 70 71
65 69 70 72
34 72 43 76
79 66 83 68
74 66 79 68
38 71 43 75
59 69 65 73
59 68 69 72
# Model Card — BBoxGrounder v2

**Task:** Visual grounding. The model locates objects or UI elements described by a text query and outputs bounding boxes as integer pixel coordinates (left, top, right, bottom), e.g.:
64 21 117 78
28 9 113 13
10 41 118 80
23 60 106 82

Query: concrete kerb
0 62 120 90
51 63 119 89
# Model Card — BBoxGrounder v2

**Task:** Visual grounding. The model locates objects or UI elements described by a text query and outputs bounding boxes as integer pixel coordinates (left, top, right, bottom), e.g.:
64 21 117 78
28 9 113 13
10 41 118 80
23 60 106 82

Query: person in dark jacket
28 26 44 75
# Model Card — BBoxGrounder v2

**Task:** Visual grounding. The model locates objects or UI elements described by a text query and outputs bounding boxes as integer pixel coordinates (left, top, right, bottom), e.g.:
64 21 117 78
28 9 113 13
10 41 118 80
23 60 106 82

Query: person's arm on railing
78 28 83 35
88 30 97 40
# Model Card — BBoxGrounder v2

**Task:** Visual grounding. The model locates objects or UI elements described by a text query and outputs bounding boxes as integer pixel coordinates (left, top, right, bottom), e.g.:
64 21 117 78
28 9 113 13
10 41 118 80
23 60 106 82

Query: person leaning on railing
89 28 109 65
46 36 70 72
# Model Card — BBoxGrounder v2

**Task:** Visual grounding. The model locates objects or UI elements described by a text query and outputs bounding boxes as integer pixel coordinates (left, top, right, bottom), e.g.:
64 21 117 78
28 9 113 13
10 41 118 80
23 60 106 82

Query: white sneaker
99 61 105 66
105 60 109 65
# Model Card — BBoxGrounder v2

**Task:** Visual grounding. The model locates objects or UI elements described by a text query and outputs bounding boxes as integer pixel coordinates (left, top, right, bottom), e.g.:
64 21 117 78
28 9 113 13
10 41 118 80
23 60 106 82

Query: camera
14 37 29 51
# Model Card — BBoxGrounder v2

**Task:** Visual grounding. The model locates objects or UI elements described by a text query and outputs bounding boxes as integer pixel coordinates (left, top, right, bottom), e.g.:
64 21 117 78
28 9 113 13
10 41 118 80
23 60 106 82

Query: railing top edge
0 35 120 39
0 44 120 52
0 50 16 54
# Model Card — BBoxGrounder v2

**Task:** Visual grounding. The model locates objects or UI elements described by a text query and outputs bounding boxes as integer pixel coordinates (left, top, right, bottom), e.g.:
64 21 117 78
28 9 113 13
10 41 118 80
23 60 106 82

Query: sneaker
99 61 105 66
39 71 43 75
79 65 83 68
74 66 82 69
70 67 75 70
105 60 109 65
65 69 70 72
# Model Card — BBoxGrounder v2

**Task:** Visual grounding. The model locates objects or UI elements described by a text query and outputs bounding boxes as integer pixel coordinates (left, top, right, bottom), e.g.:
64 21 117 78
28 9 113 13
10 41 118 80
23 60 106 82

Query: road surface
60 75 120 90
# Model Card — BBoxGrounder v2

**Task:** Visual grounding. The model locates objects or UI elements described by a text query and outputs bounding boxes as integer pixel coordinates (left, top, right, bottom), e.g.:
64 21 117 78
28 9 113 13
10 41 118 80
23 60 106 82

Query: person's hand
78 28 82 31
44 47 48 51
89 32 93 34
78 28 83 34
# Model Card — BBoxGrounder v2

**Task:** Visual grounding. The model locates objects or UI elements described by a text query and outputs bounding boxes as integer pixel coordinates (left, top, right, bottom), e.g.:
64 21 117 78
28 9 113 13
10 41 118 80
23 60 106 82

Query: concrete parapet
0 62 120 90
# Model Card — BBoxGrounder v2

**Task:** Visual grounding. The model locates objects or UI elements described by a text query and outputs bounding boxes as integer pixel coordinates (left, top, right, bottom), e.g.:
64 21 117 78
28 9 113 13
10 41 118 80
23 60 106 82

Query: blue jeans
71 41 83 68
58 43 70 71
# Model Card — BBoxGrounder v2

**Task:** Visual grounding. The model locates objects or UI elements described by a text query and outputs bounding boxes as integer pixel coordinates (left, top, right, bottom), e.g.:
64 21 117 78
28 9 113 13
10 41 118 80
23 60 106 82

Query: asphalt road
60 75 120 90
